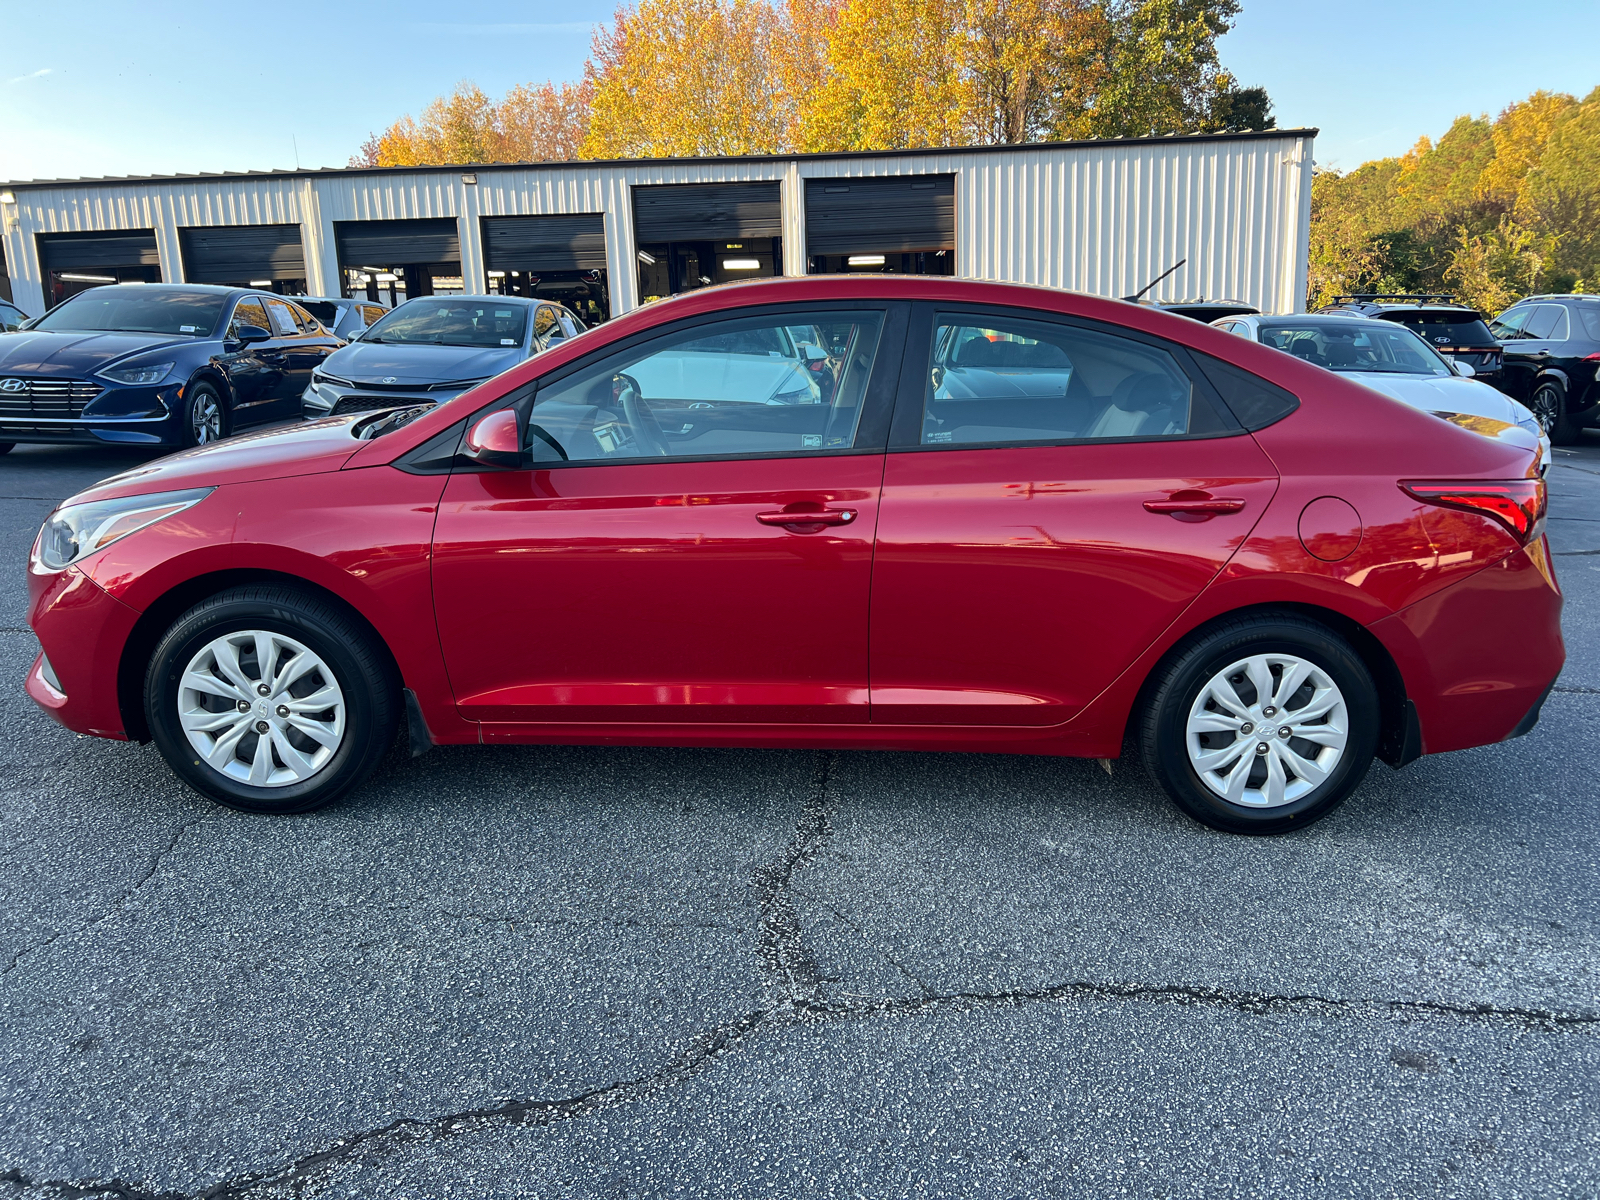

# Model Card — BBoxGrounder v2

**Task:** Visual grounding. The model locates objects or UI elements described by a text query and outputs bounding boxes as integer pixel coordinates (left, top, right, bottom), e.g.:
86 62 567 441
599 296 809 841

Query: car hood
0 330 188 375
324 340 525 386
1352 373 1548 466
65 415 369 507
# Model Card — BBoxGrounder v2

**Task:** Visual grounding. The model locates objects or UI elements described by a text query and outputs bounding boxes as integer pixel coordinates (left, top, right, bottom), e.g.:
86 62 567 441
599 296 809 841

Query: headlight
34 487 213 571
1514 410 1542 436
97 361 175 386
312 369 354 387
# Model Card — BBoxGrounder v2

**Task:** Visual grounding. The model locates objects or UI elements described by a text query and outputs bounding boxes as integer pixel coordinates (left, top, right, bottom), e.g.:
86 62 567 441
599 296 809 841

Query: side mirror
232 324 271 344
1451 358 1476 378
463 408 523 469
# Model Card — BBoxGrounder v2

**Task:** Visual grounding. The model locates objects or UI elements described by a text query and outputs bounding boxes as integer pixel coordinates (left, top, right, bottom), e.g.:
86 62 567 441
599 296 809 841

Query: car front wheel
1139 614 1379 835
145 585 398 814
183 382 228 447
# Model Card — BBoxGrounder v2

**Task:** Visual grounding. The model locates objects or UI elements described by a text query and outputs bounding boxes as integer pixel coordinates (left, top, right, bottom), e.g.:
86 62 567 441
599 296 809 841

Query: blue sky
1 0 1596 183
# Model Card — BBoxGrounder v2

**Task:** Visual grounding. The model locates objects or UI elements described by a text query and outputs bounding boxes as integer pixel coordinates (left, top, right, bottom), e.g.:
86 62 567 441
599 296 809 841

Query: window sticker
501 338 516 346
802 434 822 448
495 310 513 317
179 325 199 333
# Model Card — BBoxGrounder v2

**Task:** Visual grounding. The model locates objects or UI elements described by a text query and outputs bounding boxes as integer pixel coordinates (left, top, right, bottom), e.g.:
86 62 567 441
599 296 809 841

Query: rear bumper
1371 539 1564 756
24 566 141 738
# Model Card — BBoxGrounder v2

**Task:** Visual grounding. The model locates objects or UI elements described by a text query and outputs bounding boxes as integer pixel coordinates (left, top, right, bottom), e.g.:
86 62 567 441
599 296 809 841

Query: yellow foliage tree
581 0 793 158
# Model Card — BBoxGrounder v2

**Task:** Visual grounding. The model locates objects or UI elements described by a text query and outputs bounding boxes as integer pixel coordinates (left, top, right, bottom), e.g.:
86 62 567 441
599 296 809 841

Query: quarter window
919 314 1228 446
523 310 886 463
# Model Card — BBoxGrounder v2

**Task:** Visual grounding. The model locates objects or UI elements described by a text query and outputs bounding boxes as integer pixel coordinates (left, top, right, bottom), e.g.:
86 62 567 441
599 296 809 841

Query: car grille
0 377 103 419
331 396 437 416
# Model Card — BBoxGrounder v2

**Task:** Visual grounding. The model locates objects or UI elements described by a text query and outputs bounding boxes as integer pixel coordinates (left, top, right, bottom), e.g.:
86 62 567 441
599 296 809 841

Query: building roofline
0 127 1318 191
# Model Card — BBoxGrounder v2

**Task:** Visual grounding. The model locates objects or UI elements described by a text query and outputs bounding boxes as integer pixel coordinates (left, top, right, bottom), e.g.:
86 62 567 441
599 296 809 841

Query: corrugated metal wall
0 133 1313 319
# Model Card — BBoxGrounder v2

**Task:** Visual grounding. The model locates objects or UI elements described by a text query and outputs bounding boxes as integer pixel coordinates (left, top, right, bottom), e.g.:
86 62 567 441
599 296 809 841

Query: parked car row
24 275 1561 839
0 285 587 453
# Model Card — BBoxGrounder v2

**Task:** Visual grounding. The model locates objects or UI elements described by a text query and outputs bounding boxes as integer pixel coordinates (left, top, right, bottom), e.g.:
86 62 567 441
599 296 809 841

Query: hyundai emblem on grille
0 379 23 392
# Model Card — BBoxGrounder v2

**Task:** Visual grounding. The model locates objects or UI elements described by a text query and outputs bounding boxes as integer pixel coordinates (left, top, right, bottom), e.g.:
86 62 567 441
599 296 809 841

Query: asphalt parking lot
0 434 1596 1200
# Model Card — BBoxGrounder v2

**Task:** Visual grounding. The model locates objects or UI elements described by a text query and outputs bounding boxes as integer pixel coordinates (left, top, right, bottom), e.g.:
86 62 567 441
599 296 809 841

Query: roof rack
1331 293 1459 306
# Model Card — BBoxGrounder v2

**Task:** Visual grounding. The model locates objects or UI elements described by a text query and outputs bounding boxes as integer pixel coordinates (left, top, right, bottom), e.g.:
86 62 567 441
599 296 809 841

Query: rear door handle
1144 496 1247 516
756 508 857 528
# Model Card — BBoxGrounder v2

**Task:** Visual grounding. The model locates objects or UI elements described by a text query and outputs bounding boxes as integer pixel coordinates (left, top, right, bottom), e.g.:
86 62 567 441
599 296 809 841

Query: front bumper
0 382 181 446
25 565 143 738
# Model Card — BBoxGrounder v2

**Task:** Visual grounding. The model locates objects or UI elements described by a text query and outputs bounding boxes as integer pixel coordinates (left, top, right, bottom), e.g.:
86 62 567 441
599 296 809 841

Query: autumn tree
581 0 795 158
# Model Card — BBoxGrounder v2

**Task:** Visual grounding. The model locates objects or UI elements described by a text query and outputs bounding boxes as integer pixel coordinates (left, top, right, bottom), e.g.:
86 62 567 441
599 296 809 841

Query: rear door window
1523 304 1568 340
914 313 1231 446
264 298 301 337
1579 306 1600 341
360 305 387 327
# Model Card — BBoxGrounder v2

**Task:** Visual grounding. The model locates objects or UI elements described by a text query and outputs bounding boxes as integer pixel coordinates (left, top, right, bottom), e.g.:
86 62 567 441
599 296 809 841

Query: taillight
1401 479 1546 544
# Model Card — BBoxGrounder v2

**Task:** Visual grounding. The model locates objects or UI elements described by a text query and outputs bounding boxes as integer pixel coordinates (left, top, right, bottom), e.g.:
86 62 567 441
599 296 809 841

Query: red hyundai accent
24 277 1562 834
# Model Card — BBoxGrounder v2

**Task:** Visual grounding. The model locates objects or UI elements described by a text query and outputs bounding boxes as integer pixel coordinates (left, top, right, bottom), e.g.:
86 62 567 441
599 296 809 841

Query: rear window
296 300 341 326
1375 311 1494 346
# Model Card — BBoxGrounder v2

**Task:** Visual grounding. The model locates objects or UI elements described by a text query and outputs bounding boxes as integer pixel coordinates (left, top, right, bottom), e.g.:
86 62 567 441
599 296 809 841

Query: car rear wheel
183 382 227 447
145 585 398 814
1530 381 1580 446
1139 614 1379 835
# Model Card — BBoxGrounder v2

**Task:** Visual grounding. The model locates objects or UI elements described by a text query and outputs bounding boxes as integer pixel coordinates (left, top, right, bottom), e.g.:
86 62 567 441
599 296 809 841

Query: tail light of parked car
1401 479 1547 545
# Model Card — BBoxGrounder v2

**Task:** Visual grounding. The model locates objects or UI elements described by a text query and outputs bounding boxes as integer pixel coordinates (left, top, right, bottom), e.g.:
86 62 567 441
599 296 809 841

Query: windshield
33 287 226 336
362 299 528 348
1258 321 1450 376
1376 311 1494 346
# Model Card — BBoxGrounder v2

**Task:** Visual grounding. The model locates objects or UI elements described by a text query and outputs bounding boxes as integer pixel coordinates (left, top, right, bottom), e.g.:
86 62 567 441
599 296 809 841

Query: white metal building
0 129 1315 321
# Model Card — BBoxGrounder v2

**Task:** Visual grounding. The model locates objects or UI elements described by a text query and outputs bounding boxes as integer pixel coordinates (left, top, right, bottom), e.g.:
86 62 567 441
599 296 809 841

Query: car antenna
1123 258 1187 303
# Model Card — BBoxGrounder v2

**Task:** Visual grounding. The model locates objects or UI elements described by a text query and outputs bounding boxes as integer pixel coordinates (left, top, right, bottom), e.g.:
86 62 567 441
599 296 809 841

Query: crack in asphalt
5 755 1597 1199
806 893 937 998
0 816 204 982
1553 685 1600 695
750 750 834 1005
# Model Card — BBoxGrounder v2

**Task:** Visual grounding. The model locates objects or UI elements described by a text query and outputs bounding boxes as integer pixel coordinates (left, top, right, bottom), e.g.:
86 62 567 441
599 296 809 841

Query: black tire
1139 613 1380 835
1530 380 1580 446
144 585 398 814
182 381 228 447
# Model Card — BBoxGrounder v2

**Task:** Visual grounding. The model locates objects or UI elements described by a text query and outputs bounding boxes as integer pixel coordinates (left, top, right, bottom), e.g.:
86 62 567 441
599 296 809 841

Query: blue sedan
0 283 342 452
302 295 586 418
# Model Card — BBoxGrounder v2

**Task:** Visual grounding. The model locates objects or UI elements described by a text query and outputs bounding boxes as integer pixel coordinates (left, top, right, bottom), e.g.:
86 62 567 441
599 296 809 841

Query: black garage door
334 218 461 266
633 183 782 243
482 214 606 271
39 229 160 272
179 224 305 284
805 175 955 255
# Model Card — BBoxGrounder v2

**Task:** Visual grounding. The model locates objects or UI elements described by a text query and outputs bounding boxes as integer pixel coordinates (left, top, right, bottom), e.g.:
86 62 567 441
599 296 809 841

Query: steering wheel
614 371 670 456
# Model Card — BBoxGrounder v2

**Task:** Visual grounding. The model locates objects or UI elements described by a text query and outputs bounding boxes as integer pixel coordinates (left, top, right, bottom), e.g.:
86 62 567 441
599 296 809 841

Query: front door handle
756 507 858 529
1144 494 1247 517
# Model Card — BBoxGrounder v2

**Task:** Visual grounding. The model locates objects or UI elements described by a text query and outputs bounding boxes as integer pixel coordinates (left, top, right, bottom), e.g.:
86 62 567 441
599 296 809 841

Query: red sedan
24 277 1562 834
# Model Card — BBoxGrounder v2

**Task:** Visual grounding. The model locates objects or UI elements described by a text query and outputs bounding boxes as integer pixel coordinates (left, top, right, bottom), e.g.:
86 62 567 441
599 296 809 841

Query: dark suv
1488 294 1600 444
1316 294 1503 385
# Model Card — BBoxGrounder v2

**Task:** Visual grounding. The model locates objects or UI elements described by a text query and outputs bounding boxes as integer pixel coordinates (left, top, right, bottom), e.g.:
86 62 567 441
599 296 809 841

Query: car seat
1086 374 1180 438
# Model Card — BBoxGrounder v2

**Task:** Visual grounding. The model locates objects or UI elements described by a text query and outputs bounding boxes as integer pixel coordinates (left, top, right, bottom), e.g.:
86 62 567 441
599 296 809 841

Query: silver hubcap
191 393 221 444
178 631 346 788
1186 653 1348 808
1533 389 1558 436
